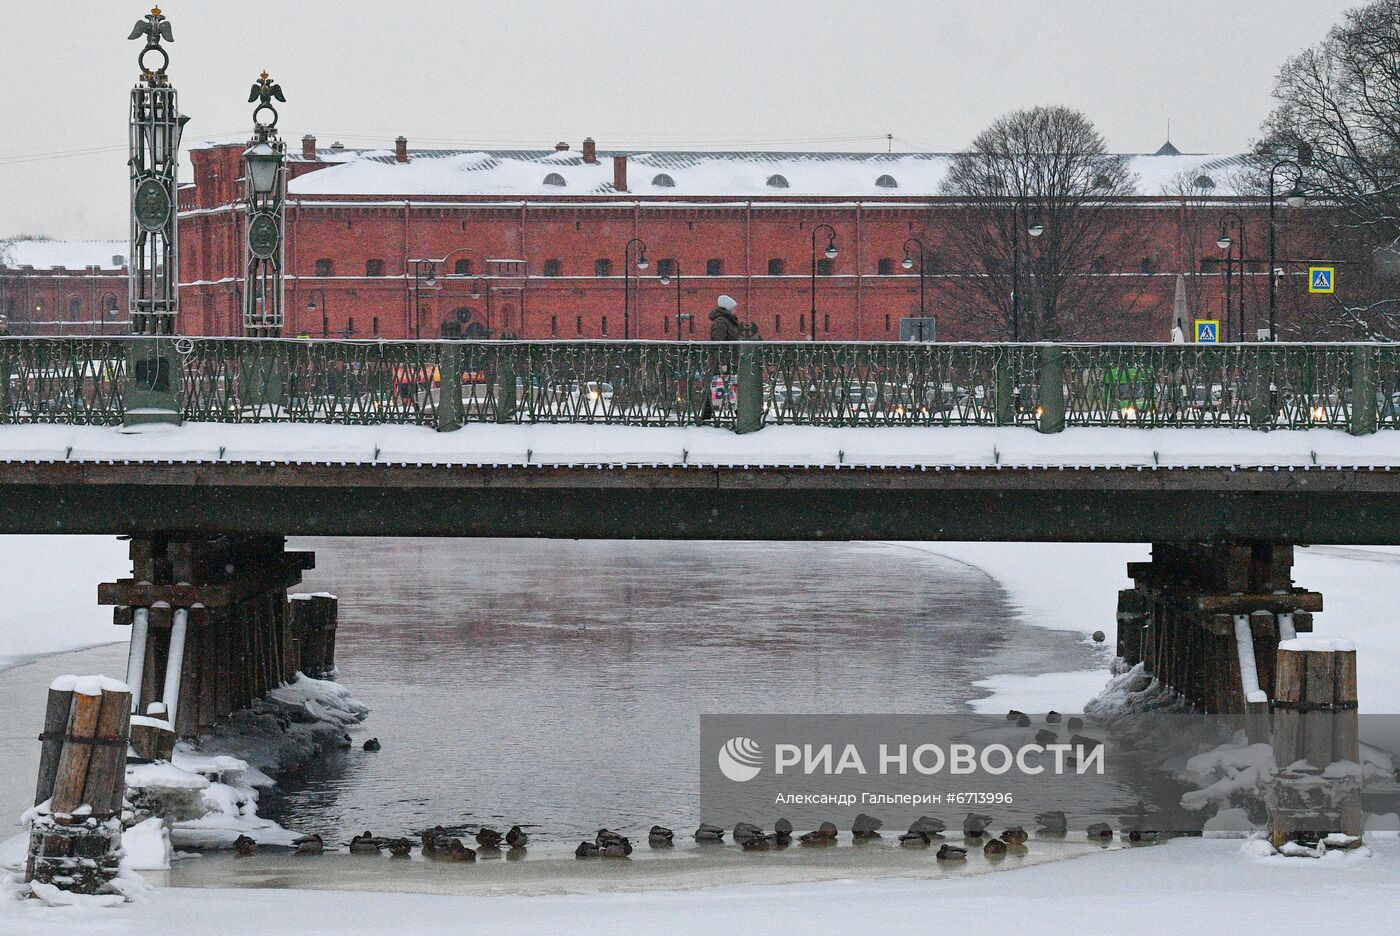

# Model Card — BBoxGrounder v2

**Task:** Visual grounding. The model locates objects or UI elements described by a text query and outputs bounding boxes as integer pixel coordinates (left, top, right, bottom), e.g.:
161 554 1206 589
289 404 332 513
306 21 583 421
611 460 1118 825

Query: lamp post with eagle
242 72 287 338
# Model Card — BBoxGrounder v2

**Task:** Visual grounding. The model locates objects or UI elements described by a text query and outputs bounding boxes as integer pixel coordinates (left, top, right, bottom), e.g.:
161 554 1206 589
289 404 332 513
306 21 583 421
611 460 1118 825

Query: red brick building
177 136 1275 341
0 240 128 336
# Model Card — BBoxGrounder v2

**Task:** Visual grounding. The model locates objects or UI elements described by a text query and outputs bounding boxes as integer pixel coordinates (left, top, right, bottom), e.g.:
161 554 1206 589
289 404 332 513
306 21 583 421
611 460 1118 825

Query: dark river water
265 538 1095 845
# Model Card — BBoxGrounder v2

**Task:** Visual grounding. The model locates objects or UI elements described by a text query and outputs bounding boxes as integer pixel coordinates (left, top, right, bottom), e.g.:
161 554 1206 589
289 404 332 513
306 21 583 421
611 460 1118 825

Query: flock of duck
227 810 1122 864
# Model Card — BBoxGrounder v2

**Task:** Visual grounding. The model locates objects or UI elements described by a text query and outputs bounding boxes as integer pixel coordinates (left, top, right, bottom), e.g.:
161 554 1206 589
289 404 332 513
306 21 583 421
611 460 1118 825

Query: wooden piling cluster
101 534 322 758
1115 543 1320 714
1268 641 1362 845
26 679 131 893
288 593 339 679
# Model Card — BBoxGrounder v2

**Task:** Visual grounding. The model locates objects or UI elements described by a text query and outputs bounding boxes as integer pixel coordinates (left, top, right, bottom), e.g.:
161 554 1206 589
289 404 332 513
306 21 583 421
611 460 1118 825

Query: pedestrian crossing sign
1194 319 1219 343
1309 266 1336 294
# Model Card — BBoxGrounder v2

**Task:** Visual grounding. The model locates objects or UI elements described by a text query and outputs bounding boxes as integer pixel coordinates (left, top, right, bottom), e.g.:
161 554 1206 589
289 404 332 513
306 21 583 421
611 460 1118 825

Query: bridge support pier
101 534 317 758
1115 542 1362 845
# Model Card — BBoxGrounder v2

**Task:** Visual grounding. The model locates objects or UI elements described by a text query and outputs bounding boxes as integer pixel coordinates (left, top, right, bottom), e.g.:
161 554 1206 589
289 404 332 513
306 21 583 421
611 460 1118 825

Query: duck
596 829 632 857
1000 826 1028 846
772 818 793 847
963 813 994 838
1066 716 1085 733
694 823 725 843
1092 630 1106 644
575 841 601 858
733 822 764 845
1086 822 1114 840
741 835 771 852
851 813 883 840
648 825 675 847
1007 710 1032 727
362 738 381 752
799 821 838 846
983 837 1008 858
349 831 381 855
1127 829 1162 844
440 839 476 862
1045 711 1062 724
505 825 529 849
1035 811 1068 835
475 827 503 849
386 838 413 858
292 833 323 856
1035 728 1058 746
233 834 257 857
909 816 946 836
935 843 967 861
899 829 931 848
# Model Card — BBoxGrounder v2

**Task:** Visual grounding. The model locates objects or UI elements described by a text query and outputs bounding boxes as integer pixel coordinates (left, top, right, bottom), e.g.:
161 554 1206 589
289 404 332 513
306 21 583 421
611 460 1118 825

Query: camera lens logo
717 736 763 782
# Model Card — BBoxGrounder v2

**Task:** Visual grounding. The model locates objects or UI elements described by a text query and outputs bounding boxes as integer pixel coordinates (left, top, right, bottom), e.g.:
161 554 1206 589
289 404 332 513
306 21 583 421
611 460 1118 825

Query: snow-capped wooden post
26 676 132 894
1268 638 1362 848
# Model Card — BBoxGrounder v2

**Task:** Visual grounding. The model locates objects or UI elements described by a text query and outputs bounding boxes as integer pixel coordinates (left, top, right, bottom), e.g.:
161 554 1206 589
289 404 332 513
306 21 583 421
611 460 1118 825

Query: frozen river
256 538 1097 846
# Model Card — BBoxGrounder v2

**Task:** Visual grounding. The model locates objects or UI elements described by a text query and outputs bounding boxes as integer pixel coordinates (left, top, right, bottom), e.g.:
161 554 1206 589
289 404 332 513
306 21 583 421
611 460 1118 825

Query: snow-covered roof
286 148 1250 199
0 239 127 271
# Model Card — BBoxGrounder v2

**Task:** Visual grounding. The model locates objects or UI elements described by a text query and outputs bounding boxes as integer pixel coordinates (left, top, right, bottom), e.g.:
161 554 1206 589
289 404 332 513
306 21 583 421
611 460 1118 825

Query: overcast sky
1 0 1360 240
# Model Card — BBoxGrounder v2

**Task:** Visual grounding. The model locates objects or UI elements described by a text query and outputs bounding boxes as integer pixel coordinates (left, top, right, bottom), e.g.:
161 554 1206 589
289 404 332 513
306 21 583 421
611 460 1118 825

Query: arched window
766 174 789 188
314 258 334 276
543 259 561 277
651 173 676 188
875 174 898 189
542 172 566 187
68 297 82 318
365 259 385 277
454 259 472 276
103 295 118 316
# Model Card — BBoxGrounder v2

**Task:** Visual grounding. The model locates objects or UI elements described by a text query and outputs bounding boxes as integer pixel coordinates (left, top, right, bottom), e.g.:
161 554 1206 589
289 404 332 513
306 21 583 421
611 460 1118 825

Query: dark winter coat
708 306 741 341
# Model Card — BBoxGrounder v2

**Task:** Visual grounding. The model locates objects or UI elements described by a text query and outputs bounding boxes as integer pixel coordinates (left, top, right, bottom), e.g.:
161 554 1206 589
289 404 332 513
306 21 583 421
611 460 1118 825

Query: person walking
696 295 741 423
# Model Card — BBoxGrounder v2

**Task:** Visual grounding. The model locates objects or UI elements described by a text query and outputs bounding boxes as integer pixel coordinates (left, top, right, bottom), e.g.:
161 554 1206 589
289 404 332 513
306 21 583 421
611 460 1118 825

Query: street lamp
1217 212 1246 342
1265 143 1312 341
241 72 288 338
809 224 838 341
622 237 649 340
902 237 928 337
659 260 685 339
410 259 436 340
306 287 329 338
1010 215 1043 341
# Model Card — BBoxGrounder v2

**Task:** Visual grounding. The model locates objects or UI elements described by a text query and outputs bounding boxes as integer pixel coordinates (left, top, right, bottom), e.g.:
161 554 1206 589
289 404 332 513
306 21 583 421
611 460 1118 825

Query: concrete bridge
0 337 1386 837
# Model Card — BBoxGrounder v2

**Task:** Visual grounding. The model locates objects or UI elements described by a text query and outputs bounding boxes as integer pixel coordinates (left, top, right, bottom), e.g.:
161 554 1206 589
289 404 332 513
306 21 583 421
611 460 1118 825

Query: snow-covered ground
1 837 1394 934
5 421 1400 468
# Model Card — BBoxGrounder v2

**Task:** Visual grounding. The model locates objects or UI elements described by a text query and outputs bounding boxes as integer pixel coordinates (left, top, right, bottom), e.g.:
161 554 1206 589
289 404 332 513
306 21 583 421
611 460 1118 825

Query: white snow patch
121 817 171 871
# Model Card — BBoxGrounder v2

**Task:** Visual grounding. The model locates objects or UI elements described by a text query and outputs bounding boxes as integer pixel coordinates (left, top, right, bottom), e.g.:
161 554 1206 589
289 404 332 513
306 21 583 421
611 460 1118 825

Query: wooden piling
33 687 74 806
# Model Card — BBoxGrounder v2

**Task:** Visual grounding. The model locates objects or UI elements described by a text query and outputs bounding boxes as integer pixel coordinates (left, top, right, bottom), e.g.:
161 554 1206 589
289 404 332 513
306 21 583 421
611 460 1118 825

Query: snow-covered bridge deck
2 422 1399 542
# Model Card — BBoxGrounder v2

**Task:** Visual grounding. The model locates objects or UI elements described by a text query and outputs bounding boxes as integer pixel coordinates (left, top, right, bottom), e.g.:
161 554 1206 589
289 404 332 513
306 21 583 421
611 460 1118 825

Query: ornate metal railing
0 337 1393 435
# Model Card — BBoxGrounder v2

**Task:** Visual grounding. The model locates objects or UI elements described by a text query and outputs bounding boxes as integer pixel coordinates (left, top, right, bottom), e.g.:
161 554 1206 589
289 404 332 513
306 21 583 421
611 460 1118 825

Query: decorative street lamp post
901 237 934 340
1217 212 1246 342
410 260 437 340
1265 143 1312 341
241 72 287 337
622 238 649 340
809 224 838 341
469 278 493 336
659 260 685 339
124 7 187 426
306 288 329 338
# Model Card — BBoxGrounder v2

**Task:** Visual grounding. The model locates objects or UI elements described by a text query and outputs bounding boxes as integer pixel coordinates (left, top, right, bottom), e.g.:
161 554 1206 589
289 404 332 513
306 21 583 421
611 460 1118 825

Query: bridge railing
0 337 1394 435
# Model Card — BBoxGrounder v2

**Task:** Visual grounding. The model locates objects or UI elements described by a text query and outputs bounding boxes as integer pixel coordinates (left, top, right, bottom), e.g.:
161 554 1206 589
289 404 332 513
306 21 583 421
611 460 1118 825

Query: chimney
395 135 409 164
301 134 317 160
554 141 570 152
582 137 597 164
613 154 628 192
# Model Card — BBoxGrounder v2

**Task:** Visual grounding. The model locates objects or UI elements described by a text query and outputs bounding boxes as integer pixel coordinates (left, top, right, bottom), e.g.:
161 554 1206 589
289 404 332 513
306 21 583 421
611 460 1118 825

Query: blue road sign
1194 319 1219 343
1309 266 1335 294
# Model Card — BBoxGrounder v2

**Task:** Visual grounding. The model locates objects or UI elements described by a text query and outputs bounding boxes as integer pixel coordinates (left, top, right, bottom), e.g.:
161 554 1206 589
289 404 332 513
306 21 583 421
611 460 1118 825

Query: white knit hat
717 295 737 310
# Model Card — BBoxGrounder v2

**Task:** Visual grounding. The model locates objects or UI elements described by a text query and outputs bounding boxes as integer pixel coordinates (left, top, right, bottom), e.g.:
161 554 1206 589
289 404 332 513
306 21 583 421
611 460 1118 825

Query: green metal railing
1 337 1396 435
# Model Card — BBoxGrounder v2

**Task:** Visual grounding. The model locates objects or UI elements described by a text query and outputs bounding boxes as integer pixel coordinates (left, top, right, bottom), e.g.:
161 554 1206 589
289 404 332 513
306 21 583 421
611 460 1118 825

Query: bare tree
1259 0 1400 338
937 106 1146 340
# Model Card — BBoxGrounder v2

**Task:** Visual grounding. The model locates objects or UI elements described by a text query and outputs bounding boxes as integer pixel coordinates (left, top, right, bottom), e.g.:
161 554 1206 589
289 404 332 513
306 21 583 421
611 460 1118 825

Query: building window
766 174 789 188
824 313 830 334
767 258 785 276
1140 257 1156 275
817 258 834 276
372 316 379 336
543 259 561 277
347 315 356 334
576 315 583 337
103 295 118 315
800 314 806 334
774 314 781 335
875 174 898 189
664 316 670 334
595 258 612 277
365 259 385 277
656 258 676 278
689 315 695 335
652 173 676 188
68 297 81 318
706 258 723 276
454 307 474 324
454 258 472 276
551 315 558 337
885 313 892 332
878 257 894 275
543 172 566 187
601 315 608 337
314 258 334 276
